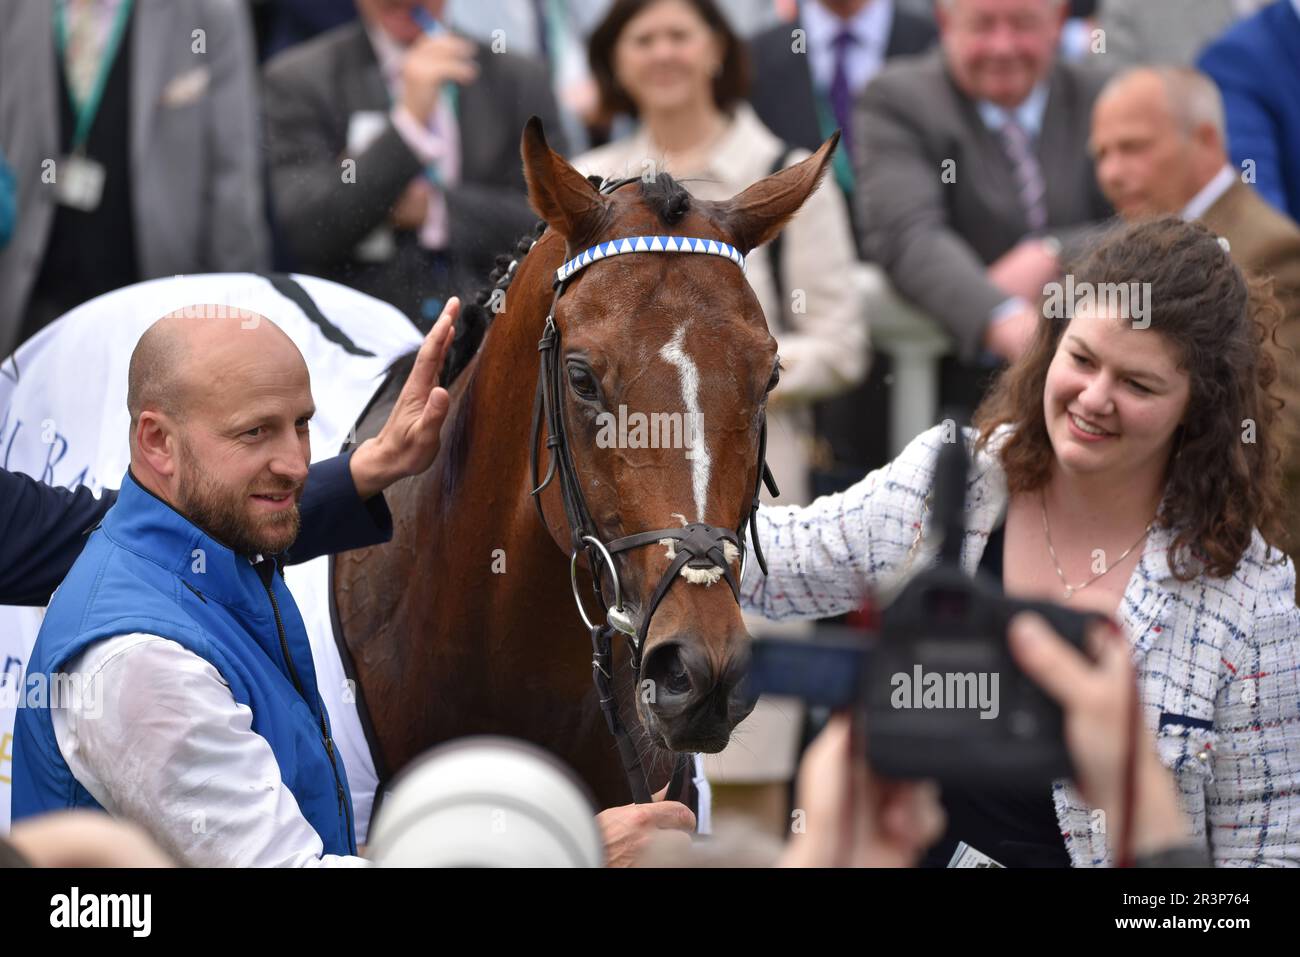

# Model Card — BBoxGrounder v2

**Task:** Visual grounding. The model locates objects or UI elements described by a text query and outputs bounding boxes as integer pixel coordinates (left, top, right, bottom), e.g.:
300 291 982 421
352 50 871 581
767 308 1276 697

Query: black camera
745 415 1102 790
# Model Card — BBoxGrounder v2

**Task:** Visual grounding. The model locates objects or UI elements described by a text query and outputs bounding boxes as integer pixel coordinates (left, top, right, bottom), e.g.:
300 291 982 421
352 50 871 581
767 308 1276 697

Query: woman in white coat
745 217 1300 867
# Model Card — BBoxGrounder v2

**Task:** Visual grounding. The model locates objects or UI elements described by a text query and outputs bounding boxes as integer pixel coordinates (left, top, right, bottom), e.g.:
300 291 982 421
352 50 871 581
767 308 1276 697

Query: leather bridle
527 177 779 804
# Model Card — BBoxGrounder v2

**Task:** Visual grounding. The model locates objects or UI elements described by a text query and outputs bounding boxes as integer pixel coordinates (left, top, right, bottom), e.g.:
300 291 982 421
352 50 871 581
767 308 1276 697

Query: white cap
367 737 604 867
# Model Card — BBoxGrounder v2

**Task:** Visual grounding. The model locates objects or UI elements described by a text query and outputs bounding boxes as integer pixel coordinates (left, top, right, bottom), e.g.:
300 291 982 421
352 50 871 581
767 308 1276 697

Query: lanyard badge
52 0 135 211
55 154 107 212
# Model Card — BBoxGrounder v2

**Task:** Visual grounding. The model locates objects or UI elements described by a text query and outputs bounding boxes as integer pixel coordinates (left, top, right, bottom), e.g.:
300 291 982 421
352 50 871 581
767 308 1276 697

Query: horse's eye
765 364 781 395
567 364 600 401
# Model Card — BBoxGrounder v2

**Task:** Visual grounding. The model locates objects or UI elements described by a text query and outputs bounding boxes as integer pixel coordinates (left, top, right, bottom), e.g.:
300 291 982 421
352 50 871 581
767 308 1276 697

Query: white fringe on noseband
659 514 740 586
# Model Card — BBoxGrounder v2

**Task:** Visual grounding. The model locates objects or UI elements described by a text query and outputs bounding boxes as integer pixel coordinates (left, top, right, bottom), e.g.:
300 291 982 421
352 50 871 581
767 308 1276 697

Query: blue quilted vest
11 469 356 856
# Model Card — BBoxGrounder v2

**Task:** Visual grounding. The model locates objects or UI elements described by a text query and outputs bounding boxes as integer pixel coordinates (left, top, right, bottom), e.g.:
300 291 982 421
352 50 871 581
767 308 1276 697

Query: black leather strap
665 752 698 815
590 623 652 804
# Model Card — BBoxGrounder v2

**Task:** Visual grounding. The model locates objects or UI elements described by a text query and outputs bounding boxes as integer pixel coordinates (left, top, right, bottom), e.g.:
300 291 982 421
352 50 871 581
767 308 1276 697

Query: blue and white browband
555 235 747 286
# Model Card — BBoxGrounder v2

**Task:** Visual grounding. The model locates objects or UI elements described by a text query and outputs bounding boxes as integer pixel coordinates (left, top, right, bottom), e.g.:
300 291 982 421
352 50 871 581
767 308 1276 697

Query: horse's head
520 118 837 754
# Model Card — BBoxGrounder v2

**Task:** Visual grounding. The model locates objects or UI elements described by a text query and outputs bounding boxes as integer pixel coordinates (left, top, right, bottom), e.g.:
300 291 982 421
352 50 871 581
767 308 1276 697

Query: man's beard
176 444 302 557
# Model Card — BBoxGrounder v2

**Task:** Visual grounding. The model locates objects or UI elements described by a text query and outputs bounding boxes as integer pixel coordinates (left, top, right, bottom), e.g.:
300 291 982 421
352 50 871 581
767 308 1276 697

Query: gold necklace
1040 491 1154 600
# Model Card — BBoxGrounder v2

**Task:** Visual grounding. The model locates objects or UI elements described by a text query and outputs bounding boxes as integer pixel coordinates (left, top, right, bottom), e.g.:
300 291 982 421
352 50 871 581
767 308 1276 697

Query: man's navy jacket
0 450 392 606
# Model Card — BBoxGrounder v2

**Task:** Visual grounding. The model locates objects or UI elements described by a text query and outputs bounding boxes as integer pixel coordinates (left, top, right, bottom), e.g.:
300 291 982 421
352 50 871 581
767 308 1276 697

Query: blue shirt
803 0 896 95
976 81 1050 139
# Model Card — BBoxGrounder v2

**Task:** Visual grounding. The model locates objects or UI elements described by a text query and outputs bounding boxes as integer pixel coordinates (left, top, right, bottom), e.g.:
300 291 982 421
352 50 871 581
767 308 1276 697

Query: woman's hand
1008 612 1192 858
779 713 945 867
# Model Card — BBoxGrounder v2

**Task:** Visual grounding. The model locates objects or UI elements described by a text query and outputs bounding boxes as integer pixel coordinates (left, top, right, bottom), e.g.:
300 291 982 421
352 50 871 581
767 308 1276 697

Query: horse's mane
638 170 693 227
444 218 550 386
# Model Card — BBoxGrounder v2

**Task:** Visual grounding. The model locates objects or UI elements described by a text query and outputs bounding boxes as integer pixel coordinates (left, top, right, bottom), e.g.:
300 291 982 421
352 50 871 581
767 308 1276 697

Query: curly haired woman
744 217 1300 867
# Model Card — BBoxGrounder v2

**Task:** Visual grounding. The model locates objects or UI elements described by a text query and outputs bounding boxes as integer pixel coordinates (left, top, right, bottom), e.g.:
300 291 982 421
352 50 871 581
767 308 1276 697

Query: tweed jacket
742 425 1300 866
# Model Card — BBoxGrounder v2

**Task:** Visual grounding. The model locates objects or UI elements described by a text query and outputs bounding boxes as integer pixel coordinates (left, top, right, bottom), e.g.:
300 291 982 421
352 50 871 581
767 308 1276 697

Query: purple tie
829 29 857 157
999 118 1048 234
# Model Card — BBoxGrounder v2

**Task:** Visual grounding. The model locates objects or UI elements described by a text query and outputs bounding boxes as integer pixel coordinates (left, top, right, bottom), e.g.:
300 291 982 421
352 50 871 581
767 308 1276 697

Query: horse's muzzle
639 638 755 753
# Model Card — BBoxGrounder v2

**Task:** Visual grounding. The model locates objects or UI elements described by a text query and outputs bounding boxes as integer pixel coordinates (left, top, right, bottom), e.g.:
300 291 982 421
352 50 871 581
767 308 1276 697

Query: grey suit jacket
0 0 269 357
855 51 1114 359
1098 0 1246 67
262 21 566 328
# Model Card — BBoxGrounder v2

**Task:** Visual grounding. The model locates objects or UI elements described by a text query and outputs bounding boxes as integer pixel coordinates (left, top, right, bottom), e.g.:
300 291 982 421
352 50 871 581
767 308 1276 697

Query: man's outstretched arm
0 469 114 606
0 453 389 607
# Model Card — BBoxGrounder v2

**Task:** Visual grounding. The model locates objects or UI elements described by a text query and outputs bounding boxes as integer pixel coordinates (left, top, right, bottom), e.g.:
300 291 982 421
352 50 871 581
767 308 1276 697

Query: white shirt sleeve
52 633 370 867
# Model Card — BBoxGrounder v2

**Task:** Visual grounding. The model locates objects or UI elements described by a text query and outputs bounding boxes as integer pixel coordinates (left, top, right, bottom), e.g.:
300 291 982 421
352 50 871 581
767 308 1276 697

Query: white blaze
659 326 709 522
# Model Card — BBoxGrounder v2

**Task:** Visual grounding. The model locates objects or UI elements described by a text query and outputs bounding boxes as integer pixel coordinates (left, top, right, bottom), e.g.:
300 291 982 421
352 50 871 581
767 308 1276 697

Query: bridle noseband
527 177 779 803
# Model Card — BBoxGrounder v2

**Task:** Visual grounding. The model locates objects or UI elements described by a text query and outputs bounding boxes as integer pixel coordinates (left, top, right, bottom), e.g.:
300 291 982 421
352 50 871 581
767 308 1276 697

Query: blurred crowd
1 0 1296 510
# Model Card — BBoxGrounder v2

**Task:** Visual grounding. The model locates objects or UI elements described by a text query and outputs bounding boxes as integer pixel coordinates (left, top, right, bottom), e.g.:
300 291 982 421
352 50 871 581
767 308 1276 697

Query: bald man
1090 67 1300 573
2 422 397 607
9 302 457 867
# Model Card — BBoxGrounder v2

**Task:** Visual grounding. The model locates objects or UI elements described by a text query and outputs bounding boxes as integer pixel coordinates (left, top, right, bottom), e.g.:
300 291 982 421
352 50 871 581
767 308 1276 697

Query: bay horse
333 118 838 810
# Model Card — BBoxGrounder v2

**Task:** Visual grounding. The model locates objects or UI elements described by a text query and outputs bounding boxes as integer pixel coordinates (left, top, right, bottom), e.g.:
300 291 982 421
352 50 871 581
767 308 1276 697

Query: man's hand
390 178 432 231
983 301 1039 363
399 32 479 123
779 714 945 868
596 801 696 867
988 238 1060 302
349 298 458 499
8 811 176 867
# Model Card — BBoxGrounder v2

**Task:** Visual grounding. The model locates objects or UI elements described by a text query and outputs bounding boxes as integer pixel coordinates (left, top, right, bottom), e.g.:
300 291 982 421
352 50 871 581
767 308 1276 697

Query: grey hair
1102 66 1226 140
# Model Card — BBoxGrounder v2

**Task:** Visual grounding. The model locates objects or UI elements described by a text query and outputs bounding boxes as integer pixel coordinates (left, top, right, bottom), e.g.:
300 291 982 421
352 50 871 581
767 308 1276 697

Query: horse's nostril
643 641 702 701
665 660 691 695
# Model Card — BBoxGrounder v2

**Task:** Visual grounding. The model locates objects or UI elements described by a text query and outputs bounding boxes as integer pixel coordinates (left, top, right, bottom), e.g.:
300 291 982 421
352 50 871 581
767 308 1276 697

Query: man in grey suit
856 0 1113 372
262 0 566 330
1097 0 1269 68
0 0 269 358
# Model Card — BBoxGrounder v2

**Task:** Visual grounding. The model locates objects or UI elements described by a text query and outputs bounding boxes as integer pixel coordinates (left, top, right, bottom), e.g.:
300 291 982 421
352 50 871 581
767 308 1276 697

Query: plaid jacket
742 425 1300 866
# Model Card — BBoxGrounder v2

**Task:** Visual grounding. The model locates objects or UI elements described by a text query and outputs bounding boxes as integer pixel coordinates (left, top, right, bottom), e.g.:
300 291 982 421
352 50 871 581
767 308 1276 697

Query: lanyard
541 0 564 79
413 85 458 188
813 88 855 196
410 10 461 122
443 83 460 123
54 0 135 153
390 12 460 187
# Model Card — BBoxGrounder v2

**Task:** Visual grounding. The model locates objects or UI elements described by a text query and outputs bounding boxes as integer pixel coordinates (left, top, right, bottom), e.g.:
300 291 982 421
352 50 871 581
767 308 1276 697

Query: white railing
861 265 953 457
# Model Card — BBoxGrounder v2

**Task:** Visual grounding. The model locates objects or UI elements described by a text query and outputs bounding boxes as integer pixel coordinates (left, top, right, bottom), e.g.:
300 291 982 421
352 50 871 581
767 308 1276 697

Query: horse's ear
709 132 839 254
521 115 609 246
